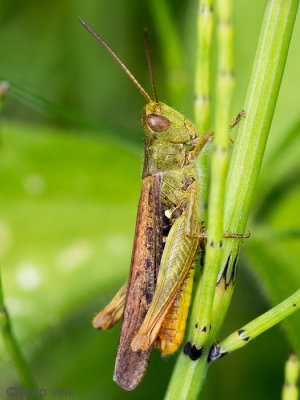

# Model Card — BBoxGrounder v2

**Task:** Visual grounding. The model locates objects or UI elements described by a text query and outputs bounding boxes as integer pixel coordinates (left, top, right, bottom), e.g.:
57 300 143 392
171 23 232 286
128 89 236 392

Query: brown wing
113 174 164 390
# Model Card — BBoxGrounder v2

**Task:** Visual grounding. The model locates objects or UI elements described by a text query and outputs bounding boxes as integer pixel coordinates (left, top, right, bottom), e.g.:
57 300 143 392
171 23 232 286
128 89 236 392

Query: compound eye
146 113 170 132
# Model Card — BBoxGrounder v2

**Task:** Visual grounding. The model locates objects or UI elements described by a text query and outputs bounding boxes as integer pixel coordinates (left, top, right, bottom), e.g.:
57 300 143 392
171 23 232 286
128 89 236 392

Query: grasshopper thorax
142 102 198 144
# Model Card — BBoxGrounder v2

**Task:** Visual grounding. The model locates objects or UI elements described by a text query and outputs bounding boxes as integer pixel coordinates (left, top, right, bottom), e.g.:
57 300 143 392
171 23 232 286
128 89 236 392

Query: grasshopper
80 18 244 391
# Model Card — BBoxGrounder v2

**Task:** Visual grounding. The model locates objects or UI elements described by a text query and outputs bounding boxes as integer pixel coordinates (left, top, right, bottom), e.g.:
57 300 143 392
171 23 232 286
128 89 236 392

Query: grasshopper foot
195 229 250 239
230 110 245 128
223 231 250 239
92 311 114 330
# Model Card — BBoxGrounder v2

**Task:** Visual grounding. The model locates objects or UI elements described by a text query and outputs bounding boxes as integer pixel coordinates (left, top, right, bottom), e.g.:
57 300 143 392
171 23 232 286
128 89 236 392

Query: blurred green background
0 0 299 399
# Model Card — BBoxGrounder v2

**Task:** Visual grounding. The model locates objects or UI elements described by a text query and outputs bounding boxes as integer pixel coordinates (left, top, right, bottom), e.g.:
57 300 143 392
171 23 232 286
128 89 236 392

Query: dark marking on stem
210 241 214 247
243 336 250 342
209 324 211 331
184 342 192 354
219 69 234 78
232 253 239 271
201 326 207 332
293 303 297 307
217 253 231 286
194 94 209 102
219 240 223 248
207 343 227 362
195 323 198 329
199 6 213 15
184 342 203 361
238 329 245 336
228 252 239 287
219 18 232 27
200 246 205 267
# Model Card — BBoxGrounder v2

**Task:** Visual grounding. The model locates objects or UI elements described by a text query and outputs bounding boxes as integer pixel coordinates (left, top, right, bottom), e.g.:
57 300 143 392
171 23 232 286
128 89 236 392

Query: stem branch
194 0 214 132
210 289 300 359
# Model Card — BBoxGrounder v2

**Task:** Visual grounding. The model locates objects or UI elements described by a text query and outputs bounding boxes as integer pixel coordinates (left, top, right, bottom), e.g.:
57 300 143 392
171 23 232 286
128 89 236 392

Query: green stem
191 0 234 350
194 0 214 133
0 271 37 396
282 352 300 400
210 289 300 359
194 0 214 225
165 1 299 399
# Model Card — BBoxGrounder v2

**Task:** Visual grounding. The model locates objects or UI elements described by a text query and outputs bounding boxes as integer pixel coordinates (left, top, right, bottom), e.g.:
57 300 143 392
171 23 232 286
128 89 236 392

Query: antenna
79 18 152 103
143 28 159 104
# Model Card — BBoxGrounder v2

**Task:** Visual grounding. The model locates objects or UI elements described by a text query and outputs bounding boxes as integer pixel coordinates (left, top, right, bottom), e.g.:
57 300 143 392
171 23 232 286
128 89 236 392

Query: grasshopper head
142 102 198 144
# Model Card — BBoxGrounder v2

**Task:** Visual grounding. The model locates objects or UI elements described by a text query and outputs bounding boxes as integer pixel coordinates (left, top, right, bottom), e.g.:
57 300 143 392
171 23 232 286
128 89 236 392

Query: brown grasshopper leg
196 229 250 239
189 110 245 162
189 131 214 161
223 231 250 238
230 110 245 129
92 280 128 330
